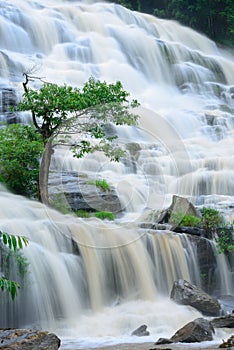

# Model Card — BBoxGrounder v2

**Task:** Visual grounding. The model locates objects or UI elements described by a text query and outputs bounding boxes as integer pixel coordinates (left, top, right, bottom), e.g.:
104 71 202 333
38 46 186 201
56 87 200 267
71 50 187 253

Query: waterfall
0 0 234 347
0 189 201 331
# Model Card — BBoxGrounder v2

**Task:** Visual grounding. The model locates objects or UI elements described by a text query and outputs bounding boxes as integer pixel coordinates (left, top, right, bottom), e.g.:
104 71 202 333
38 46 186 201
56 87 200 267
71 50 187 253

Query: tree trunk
39 138 53 205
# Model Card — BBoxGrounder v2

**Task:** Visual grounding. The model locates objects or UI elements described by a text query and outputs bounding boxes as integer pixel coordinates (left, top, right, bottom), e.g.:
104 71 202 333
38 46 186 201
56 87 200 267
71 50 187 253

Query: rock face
49 172 123 214
170 317 214 343
170 279 221 316
131 324 150 337
0 329 61 350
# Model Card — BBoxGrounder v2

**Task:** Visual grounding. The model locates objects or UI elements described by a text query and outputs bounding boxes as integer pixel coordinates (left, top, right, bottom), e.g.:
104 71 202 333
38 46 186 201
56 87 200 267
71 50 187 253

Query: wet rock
170 279 221 316
0 328 61 350
131 324 150 337
158 195 200 225
155 337 173 345
172 226 205 236
49 172 123 214
219 335 234 348
170 317 214 343
211 314 234 328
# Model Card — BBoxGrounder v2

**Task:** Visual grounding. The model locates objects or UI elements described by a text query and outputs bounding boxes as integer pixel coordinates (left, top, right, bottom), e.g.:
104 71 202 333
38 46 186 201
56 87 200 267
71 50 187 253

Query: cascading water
0 0 234 348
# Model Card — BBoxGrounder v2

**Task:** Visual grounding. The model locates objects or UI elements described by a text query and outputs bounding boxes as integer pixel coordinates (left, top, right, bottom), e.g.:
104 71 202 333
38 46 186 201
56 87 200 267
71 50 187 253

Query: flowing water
0 0 234 348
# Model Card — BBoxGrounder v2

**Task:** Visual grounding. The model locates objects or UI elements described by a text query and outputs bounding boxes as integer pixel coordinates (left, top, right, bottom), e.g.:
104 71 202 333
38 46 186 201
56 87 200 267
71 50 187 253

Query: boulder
0 329 61 350
158 195 200 225
131 324 150 337
48 172 123 214
170 279 221 316
170 317 214 343
211 314 234 328
155 337 173 345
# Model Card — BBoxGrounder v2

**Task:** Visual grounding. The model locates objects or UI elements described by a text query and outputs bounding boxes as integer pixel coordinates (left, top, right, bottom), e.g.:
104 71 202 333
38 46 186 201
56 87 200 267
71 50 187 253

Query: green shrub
88 179 111 192
201 207 223 238
0 124 43 198
76 210 90 218
171 212 201 227
94 211 115 220
215 224 234 254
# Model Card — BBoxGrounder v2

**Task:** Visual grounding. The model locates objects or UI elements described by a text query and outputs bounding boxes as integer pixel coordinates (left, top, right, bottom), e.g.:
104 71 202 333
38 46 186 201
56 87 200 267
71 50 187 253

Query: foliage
76 210 91 218
0 231 28 251
94 211 115 220
0 277 20 301
172 212 201 227
88 179 111 192
17 76 139 145
0 231 28 300
201 207 223 238
0 124 43 198
16 75 139 204
215 224 234 254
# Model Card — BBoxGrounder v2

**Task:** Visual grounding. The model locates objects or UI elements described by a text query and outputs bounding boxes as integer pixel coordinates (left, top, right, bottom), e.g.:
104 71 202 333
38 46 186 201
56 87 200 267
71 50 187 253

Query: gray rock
170 279 221 316
49 172 123 214
155 337 173 345
158 195 200 225
131 324 150 337
170 317 214 343
0 329 61 350
211 314 234 328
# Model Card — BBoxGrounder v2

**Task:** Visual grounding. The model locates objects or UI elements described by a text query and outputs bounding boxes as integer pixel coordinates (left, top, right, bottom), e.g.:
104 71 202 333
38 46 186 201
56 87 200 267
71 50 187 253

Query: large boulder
171 279 221 316
49 172 123 214
158 195 200 225
170 317 214 343
0 329 61 350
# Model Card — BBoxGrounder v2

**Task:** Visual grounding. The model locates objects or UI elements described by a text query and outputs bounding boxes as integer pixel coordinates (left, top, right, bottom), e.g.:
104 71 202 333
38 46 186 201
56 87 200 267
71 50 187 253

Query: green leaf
17 236 23 249
12 235 17 251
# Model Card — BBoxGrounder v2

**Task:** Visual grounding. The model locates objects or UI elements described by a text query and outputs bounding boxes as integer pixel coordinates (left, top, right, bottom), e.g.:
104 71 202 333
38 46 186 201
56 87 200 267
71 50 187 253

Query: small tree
17 74 139 204
0 124 43 198
0 231 28 300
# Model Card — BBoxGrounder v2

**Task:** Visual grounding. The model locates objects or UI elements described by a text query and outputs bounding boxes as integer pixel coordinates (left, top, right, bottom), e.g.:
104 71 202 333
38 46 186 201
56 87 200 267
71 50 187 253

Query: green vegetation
201 207 223 239
0 124 43 198
76 210 115 220
0 231 28 300
215 224 234 254
172 212 201 227
112 0 234 47
94 211 115 220
173 207 234 254
76 210 91 218
88 179 111 192
16 75 139 204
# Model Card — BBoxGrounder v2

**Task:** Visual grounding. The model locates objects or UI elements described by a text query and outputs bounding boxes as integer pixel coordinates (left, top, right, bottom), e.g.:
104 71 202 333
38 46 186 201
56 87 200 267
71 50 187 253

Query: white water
0 0 234 348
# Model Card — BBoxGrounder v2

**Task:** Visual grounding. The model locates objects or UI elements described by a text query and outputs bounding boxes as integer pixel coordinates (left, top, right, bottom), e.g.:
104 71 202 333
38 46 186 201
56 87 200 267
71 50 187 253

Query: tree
17 75 139 204
0 124 44 198
0 231 28 300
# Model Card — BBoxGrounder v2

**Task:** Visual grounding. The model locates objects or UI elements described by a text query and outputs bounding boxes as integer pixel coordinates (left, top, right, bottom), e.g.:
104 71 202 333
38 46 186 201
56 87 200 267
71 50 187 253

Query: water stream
0 0 234 348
